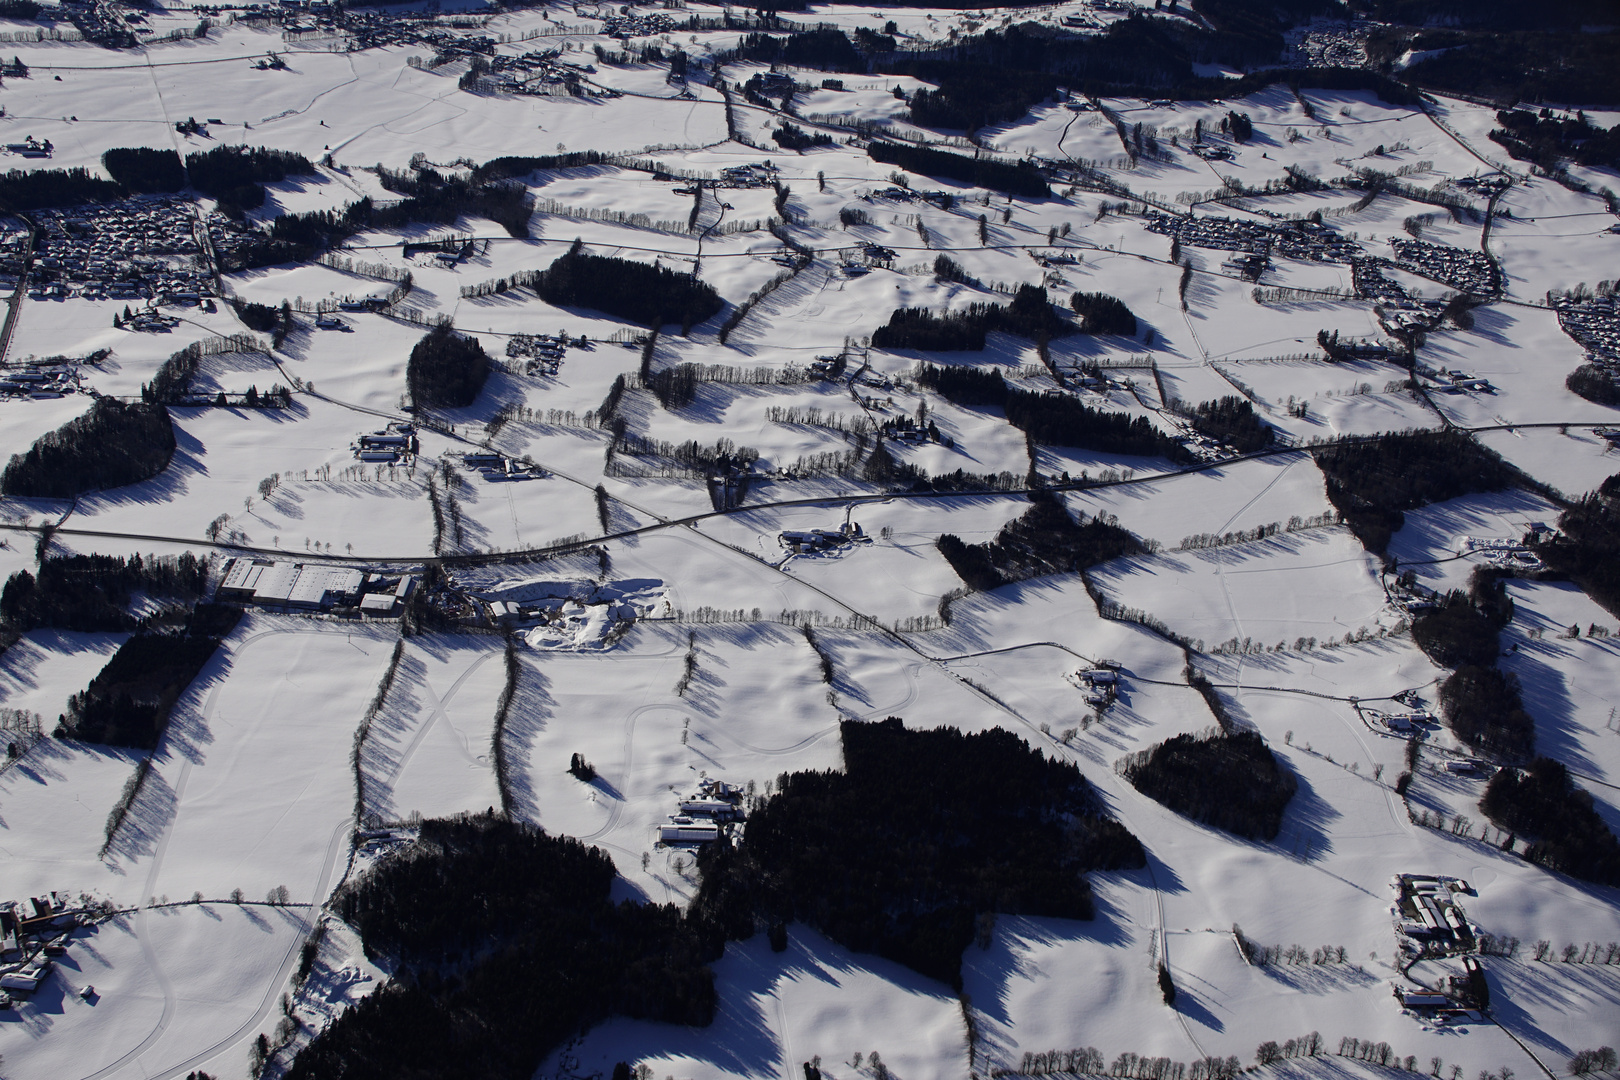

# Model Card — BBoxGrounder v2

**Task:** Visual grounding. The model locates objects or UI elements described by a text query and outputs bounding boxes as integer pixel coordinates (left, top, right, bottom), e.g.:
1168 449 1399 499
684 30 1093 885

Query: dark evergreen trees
407 326 490 410
533 240 722 327
1069 291 1138 335
915 363 1194 462
729 28 863 71
1 553 208 632
1190 397 1271 453
1119 730 1297 840
1004 390 1192 462
185 145 315 213
101 147 185 193
1 399 175 498
1312 431 1517 553
772 123 835 151
1567 364 1620 407
58 610 239 748
867 141 1051 198
873 306 995 351
289 814 716 1080
1439 665 1535 761
693 717 1144 989
937 492 1143 590
1481 757 1620 886
0 167 122 212
901 62 1059 134
1410 572 1512 668
873 287 1069 352
1539 473 1620 616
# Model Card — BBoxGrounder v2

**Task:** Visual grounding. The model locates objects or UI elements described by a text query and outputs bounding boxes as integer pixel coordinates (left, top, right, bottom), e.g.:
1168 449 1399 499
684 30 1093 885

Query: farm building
217 559 365 611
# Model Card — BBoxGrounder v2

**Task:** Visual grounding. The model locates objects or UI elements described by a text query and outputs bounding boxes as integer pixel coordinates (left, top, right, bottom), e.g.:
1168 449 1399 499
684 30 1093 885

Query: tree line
1189 397 1271 453
290 718 1144 1075
1537 471 1620 616
1410 568 1513 669
289 812 717 1080
874 285 1073 351
185 144 315 214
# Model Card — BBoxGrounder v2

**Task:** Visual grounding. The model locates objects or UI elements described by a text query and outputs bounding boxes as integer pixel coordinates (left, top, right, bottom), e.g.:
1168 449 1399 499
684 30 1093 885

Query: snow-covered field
0 4 1617 1078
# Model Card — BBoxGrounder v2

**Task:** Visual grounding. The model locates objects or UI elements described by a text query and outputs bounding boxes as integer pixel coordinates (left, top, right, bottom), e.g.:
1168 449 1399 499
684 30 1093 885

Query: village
22 196 252 306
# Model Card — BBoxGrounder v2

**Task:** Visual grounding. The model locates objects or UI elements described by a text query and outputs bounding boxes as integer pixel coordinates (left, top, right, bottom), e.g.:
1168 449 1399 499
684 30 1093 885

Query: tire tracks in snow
81 624 387 1080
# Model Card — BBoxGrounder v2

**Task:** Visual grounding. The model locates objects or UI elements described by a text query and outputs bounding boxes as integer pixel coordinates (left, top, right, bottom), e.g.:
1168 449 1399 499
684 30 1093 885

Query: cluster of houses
659 778 745 845
352 422 420 465
462 450 545 482
475 50 596 97
1143 212 1271 255
1290 20 1370 67
1550 292 1620 370
1456 532 1545 571
778 519 866 554
0 895 87 1006
505 332 574 376
601 10 675 36
26 198 244 306
718 162 779 189
1454 173 1510 196
0 362 82 400
1142 211 1366 265
1390 238 1497 296
217 557 416 616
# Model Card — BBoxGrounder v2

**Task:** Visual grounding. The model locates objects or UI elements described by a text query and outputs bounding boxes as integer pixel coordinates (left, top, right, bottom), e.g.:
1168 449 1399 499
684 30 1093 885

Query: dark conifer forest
915 363 1194 462
938 492 1142 591
57 606 239 748
1539 472 1620 616
1410 573 1512 669
184 145 316 213
101 147 185 193
1069 291 1139 336
1190 397 1272 453
1312 431 1516 553
1 553 208 632
1439 665 1535 761
867 141 1051 198
0 167 122 212
694 717 1144 988
1481 757 1620 886
1119 730 1297 841
289 814 717 1080
533 240 723 327
0 399 175 498
407 326 491 410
